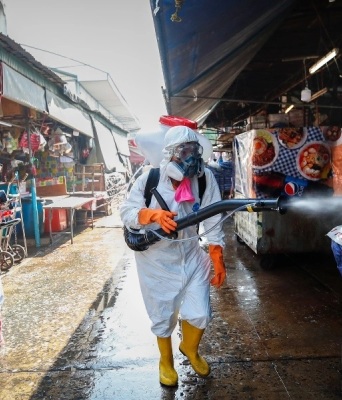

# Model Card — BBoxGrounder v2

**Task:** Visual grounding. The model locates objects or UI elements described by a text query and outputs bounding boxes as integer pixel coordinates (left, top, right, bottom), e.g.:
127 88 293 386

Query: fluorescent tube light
310 87 328 101
285 104 294 114
0 121 13 127
309 48 339 74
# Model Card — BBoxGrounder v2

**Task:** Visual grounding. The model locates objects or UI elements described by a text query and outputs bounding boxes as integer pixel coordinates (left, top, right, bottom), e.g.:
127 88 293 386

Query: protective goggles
172 142 203 161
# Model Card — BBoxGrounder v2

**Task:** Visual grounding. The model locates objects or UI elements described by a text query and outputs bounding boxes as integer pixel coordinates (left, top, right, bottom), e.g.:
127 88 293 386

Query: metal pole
26 120 40 247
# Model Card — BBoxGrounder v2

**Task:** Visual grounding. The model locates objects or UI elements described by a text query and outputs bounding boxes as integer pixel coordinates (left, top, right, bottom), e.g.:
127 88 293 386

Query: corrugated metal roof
0 33 65 86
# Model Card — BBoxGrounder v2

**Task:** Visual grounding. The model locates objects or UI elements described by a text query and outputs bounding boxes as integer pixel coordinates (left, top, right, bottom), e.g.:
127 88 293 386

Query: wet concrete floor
0 207 341 399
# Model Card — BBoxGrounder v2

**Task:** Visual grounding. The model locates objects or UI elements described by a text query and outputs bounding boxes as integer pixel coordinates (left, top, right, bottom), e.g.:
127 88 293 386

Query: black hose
176 198 285 230
124 196 288 252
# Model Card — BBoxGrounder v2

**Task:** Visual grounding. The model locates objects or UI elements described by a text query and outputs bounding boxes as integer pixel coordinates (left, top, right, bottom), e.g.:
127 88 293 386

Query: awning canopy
91 117 125 173
0 63 95 138
112 129 130 157
1 62 47 112
128 139 145 164
80 79 140 133
46 89 93 137
129 148 145 164
150 0 295 125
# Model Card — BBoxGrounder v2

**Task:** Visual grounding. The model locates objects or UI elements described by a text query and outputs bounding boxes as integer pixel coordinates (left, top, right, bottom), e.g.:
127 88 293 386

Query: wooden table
43 196 96 244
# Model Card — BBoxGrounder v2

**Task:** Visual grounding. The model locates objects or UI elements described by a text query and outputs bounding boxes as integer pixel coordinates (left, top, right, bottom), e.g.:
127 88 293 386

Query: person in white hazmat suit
120 126 226 386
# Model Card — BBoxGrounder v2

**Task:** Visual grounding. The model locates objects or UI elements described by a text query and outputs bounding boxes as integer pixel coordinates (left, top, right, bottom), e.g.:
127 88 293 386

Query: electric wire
20 44 110 75
125 162 149 199
19 43 133 106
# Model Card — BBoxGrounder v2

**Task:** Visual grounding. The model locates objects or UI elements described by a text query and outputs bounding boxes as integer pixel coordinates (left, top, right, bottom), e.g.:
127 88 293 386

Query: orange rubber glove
138 208 178 234
209 244 226 288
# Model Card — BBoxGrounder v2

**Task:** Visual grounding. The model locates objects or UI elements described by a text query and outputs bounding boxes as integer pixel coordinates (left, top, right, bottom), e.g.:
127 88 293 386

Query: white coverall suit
120 128 225 338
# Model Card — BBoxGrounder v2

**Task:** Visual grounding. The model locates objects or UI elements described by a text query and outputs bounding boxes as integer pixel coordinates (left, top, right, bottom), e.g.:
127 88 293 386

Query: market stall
233 125 342 267
0 98 128 243
0 32 137 252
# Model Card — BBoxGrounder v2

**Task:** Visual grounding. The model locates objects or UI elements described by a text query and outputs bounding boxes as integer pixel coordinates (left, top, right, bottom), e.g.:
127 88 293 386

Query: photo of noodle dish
277 127 307 149
322 125 342 144
251 130 279 168
297 142 331 181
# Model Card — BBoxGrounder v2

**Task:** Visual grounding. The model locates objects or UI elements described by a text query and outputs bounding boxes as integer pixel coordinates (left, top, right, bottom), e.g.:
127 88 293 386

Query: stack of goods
207 157 234 196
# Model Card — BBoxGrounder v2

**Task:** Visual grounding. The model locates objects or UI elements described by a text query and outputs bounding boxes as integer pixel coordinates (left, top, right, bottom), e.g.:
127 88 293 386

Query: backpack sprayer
124 190 289 252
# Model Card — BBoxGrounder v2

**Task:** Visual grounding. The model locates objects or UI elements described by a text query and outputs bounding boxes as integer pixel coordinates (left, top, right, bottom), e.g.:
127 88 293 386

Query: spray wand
124 192 289 252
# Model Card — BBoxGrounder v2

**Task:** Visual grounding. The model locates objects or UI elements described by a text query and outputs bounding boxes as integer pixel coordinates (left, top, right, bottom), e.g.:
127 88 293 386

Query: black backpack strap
144 168 160 207
198 173 206 205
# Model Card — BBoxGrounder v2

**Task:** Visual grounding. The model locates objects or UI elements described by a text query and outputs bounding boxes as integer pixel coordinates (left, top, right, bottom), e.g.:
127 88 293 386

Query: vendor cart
233 126 342 268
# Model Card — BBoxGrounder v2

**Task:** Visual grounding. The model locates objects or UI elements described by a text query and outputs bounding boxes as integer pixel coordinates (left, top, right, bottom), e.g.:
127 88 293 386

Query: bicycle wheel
11 244 26 263
0 251 14 271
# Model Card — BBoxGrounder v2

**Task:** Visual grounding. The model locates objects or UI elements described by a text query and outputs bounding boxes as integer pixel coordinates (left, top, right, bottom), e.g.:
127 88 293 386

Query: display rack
73 163 105 194
72 163 125 216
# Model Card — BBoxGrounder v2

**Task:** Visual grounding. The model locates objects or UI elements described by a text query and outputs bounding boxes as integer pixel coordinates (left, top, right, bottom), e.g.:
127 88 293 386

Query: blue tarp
150 0 295 124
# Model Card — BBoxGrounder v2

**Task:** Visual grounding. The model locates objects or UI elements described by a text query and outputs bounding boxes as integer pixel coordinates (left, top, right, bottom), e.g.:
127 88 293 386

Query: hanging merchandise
26 159 38 177
40 124 50 135
60 141 72 154
2 132 18 154
48 137 57 152
47 127 73 157
19 131 39 152
60 153 75 169
48 143 60 157
19 132 29 149
31 164 37 176
38 132 47 151
82 148 90 159
48 137 73 156
19 130 46 153
10 159 23 169
52 128 67 146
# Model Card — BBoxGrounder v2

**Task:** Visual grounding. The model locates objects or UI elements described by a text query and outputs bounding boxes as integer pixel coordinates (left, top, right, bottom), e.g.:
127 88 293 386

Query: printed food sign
234 126 334 199
297 142 330 181
278 127 307 149
251 130 279 168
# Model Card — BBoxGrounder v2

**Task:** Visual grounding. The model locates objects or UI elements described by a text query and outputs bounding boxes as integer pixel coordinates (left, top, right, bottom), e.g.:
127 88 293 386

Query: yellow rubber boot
157 336 178 386
179 320 211 377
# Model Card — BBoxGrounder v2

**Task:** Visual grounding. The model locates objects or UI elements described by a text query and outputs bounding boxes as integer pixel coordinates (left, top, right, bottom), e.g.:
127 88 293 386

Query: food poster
233 126 341 199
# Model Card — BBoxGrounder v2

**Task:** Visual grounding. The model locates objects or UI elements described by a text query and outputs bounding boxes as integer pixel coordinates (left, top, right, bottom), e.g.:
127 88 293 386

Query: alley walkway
0 207 341 399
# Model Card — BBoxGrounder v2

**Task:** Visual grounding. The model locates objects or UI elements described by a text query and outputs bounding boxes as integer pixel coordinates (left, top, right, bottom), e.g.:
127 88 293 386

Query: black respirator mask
166 142 204 181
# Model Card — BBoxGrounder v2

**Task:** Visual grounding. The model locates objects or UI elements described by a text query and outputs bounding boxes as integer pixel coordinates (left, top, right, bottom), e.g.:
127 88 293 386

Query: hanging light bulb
301 86 311 102
301 59 311 102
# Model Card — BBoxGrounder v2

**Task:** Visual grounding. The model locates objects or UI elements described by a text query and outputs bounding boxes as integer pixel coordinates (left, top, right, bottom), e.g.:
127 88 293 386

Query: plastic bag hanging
19 130 42 153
